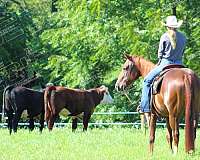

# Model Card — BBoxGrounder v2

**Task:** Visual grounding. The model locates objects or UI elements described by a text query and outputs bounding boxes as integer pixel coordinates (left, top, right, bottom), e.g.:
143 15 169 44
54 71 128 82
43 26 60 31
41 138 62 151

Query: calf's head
98 85 113 104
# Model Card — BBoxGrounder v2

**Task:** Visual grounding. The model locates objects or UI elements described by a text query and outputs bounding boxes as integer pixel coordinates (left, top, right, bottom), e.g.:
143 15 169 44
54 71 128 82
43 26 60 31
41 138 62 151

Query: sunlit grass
0 127 200 160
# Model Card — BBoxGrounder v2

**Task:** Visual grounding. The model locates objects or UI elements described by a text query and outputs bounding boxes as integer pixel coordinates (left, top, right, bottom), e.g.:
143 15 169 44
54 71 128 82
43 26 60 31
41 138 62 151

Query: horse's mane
124 53 155 66
132 55 155 66
130 55 156 77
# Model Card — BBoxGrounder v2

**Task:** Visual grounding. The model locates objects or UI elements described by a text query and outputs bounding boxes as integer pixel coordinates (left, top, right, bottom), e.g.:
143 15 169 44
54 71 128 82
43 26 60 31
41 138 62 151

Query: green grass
0 127 200 160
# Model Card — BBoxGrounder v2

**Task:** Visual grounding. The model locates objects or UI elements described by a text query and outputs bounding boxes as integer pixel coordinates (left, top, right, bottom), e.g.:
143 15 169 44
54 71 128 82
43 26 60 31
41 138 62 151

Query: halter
125 59 141 84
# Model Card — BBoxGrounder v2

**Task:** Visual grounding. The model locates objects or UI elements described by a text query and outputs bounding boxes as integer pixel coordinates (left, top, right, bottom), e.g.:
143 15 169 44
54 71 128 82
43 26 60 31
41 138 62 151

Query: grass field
0 127 200 160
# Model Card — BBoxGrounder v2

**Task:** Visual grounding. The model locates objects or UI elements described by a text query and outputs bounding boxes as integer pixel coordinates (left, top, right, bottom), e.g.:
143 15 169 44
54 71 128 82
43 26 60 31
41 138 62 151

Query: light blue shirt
158 31 186 62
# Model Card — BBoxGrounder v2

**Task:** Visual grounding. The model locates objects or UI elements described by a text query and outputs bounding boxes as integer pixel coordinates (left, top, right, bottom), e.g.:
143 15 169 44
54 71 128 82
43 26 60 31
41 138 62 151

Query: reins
123 91 134 106
119 87 148 133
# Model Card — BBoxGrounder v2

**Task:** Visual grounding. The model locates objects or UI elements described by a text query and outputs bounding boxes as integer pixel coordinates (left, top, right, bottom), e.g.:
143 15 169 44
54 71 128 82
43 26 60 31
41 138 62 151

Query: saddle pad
152 64 185 95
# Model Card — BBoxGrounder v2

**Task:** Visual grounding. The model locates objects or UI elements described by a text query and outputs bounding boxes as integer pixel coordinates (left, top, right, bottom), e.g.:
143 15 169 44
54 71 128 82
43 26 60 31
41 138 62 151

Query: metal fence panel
0 112 192 128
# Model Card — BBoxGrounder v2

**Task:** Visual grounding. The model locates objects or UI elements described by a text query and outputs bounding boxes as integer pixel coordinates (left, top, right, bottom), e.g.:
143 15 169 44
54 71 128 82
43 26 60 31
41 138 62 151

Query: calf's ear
100 85 105 89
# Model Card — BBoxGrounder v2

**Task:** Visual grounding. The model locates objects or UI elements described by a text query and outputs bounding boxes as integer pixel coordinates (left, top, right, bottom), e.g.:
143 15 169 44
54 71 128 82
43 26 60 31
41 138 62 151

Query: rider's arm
157 34 166 60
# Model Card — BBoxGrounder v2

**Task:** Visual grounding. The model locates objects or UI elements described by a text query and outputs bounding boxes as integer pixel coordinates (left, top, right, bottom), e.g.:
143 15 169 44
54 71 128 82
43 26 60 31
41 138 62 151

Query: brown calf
44 85 113 131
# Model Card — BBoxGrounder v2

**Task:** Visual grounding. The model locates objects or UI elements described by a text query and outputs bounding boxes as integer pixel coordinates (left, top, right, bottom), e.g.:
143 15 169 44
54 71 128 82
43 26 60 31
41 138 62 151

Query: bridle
118 59 141 107
124 60 140 85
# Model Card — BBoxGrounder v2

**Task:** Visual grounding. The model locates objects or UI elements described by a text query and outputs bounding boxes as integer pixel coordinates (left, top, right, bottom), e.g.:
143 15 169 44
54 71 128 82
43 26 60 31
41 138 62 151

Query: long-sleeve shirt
158 31 186 62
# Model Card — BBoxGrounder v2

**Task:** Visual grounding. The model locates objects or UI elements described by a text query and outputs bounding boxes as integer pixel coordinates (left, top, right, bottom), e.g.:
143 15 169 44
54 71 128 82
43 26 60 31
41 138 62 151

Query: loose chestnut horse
115 55 200 154
44 85 113 131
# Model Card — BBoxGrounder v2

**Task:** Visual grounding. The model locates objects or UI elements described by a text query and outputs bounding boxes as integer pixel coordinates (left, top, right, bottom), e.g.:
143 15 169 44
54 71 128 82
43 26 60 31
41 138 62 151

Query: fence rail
93 112 138 115
0 112 197 128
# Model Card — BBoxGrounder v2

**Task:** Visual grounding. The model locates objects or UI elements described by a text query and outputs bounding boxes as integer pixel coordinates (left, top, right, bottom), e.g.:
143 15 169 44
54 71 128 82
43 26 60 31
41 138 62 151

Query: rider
138 15 187 113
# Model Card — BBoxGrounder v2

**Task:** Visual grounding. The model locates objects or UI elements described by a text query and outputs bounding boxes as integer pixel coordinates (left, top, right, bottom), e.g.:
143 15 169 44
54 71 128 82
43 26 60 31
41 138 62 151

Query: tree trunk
172 6 176 16
52 0 58 13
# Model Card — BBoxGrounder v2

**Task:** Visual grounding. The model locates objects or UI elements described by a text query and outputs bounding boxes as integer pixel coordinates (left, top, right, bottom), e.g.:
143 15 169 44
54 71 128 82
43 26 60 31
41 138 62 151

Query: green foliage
183 1 200 74
1 0 200 121
0 3 40 84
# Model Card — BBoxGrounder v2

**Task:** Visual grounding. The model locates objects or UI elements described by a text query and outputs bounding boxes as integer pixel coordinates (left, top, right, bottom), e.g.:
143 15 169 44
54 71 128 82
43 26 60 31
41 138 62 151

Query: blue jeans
140 58 182 112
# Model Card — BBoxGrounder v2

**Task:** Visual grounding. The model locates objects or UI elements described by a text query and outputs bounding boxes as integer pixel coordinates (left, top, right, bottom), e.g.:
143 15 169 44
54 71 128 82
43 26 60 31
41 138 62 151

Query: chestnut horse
115 55 200 154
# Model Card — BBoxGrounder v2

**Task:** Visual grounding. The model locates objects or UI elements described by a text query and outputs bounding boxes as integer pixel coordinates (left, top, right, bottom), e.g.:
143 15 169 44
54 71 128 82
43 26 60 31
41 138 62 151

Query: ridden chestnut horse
44 85 113 131
115 55 200 154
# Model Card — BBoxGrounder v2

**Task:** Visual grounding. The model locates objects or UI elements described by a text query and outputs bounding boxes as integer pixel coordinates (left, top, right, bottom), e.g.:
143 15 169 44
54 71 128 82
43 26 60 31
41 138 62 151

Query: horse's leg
29 117 34 131
83 112 91 131
169 116 179 155
144 112 151 127
72 117 78 132
140 113 150 135
12 110 23 133
149 113 157 154
166 118 173 152
140 114 145 130
39 112 44 133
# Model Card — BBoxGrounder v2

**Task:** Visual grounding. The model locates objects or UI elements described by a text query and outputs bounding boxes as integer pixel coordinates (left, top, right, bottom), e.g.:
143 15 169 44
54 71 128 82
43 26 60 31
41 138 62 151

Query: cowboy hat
162 15 183 28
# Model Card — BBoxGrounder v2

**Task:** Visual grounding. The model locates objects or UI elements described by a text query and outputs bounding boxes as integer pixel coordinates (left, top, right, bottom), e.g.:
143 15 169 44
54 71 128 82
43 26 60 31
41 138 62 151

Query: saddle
151 64 185 95
149 64 185 112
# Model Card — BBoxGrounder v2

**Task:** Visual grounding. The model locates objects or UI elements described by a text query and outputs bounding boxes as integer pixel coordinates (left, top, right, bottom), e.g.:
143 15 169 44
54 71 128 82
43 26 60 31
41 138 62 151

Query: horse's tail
184 74 195 153
44 86 56 121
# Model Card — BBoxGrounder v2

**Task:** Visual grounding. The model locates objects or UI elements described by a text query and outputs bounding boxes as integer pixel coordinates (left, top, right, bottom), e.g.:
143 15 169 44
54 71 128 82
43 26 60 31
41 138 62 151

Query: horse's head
115 55 140 91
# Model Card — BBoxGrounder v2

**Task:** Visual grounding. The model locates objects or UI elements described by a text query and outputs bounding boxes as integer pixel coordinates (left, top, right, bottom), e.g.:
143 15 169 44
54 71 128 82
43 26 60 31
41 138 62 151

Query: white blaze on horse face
100 91 113 104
